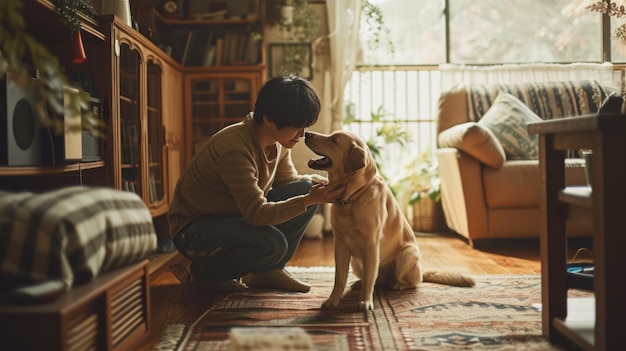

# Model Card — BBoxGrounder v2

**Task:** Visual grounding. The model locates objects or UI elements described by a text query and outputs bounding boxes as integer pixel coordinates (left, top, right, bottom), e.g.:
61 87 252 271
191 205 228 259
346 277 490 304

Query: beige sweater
168 114 325 237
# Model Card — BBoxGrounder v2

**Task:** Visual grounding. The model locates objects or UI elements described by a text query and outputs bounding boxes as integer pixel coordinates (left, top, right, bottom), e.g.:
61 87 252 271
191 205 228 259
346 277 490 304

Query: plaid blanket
0 186 157 291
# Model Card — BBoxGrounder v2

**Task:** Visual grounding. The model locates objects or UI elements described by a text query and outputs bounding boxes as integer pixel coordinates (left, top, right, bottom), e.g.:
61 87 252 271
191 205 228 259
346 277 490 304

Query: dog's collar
335 178 375 206
335 197 354 205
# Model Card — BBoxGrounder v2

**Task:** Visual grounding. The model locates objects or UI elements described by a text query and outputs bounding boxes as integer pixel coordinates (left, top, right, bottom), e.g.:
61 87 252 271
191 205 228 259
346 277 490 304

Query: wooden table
528 113 626 351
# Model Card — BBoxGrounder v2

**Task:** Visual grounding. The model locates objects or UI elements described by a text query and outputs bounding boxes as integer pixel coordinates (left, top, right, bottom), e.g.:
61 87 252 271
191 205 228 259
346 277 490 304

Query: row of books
180 30 260 67
122 175 161 202
122 179 140 194
120 120 139 165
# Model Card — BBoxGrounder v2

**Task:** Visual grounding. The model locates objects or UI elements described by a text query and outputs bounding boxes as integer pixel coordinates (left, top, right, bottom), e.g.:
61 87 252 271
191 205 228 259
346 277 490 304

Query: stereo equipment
0 75 42 166
81 97 102 162
42 87 83 165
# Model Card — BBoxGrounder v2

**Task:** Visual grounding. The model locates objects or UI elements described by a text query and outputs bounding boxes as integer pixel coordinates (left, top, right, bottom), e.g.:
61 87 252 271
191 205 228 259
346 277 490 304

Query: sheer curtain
321 0 362 132
300 0 362 233
439 62 616 91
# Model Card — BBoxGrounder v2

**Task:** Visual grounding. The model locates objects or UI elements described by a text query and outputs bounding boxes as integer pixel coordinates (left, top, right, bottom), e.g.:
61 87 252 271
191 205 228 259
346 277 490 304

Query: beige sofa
435 80 616 246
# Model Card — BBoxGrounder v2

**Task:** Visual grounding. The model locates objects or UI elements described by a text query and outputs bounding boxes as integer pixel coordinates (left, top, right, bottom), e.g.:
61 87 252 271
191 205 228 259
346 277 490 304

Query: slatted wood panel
0 260 150 351
67 310 99 351
111 278 148 349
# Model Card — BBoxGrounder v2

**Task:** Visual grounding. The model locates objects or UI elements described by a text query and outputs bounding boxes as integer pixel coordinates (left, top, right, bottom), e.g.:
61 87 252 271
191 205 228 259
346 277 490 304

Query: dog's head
304 131 376 184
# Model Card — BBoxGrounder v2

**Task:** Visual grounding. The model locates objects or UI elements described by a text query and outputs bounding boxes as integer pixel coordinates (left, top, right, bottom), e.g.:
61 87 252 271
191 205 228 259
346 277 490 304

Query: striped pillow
478 92 543 160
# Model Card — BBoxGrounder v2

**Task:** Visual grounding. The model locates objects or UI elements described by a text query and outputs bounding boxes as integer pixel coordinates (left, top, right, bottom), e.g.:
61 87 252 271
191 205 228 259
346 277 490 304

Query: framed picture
269 43 313 80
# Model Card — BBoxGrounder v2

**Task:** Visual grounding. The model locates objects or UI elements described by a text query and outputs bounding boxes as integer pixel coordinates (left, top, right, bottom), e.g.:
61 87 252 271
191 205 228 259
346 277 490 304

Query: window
359 0 444 64
449 0 602 64
359 0 607 65
612 16 626 62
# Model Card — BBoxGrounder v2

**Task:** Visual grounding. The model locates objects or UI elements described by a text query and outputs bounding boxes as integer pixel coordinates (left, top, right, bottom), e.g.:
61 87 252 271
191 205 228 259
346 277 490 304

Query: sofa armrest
437 147 489 242
436 83 471 135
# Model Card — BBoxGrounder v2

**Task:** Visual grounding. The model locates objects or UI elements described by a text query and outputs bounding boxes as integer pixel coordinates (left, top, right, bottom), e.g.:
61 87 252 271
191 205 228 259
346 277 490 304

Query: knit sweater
167 114 326 237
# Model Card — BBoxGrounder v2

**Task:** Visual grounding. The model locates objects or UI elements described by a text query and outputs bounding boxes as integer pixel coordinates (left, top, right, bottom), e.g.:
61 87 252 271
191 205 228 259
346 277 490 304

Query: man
168 73 345 292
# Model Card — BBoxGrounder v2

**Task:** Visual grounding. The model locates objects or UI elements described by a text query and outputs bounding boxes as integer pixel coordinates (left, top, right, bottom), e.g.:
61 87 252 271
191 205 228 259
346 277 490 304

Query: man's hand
304 182 346 207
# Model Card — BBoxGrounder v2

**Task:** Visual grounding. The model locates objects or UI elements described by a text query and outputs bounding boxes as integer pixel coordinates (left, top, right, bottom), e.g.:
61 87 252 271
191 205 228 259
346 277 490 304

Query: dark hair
253 73 321 129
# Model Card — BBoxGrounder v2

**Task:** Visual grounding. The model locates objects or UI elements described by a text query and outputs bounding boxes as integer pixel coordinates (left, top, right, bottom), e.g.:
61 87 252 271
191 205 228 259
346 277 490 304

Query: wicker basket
411 197 444 233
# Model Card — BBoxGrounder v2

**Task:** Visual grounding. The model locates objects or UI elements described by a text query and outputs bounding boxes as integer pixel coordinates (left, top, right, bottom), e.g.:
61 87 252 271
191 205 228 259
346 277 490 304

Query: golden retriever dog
305 130 475 311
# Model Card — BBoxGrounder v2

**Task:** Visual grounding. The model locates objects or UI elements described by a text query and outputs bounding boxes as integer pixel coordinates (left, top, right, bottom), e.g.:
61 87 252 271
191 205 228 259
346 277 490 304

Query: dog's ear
344 144 367 173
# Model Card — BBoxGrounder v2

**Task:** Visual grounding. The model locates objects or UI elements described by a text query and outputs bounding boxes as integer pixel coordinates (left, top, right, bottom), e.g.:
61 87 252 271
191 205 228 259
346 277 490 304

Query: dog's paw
321 297 342 309
357 300 374 311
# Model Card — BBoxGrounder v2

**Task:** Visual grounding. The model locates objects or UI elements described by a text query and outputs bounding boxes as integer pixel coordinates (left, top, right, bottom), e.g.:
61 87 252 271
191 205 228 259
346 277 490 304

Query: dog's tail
423 271 475 287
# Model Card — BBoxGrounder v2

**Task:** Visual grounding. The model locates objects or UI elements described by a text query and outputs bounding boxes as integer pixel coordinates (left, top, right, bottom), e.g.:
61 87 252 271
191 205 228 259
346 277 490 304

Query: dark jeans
172 180 318 283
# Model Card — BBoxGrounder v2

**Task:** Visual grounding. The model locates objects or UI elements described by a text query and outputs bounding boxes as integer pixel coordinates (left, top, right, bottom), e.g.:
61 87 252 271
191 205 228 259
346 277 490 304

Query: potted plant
344 103 443 232
266 0 320 42
394 149 444 233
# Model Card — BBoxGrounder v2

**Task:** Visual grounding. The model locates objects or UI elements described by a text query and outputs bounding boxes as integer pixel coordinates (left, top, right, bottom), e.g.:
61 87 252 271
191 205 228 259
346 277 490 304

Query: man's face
275 125 307 148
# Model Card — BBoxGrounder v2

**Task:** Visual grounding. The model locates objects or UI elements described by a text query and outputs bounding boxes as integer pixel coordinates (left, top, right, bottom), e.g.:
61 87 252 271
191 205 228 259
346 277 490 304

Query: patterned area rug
153 268 583 350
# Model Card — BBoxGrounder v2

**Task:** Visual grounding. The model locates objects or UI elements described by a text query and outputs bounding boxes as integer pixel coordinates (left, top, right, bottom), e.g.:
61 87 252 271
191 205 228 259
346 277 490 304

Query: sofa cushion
438 122 506 168
483 158 586 208
478 92 543 160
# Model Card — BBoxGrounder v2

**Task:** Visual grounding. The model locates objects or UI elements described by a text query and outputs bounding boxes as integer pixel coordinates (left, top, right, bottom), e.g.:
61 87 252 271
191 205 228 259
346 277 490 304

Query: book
126 124 139 164
188 31 214 66
180 31 194 65
215 37 224 66
149 172 158 203
222 33 232 65
203 44 217 66
237 35 248 62
245 36 260 64
227 33 240 64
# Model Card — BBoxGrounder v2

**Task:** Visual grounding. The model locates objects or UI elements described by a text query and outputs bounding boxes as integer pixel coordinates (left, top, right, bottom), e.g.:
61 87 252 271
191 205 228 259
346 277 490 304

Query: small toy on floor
229 327 314 351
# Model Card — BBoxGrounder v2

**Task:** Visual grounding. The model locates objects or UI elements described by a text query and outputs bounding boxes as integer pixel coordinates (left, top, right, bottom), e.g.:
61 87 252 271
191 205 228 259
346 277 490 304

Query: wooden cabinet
0 2 184 222
101 16 183 218
528 114 626 351
161 62 185 203
184 68 263 162
133 0 266 164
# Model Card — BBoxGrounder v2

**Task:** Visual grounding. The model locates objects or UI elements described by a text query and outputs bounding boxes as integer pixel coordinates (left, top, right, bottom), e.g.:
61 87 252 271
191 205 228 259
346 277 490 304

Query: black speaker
0 75 42 166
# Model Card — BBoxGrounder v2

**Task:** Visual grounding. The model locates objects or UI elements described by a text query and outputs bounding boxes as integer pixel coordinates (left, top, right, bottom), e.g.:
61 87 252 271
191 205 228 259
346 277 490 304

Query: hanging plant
52 0 90 63
362 0 394 54
52 0 82 32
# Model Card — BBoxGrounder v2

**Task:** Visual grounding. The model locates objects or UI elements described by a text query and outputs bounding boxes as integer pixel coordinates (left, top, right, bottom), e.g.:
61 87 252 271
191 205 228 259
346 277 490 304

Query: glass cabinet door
188 75 257 157
147 60 164 205
119 44 142 196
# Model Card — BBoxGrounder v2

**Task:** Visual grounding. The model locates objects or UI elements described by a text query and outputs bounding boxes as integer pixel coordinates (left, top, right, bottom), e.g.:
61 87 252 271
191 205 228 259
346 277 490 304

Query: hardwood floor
138 232 592 350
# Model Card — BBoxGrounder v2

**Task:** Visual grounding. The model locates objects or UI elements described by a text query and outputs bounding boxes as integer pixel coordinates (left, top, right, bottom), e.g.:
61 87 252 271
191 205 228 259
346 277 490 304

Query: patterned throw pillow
478 92 543 160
